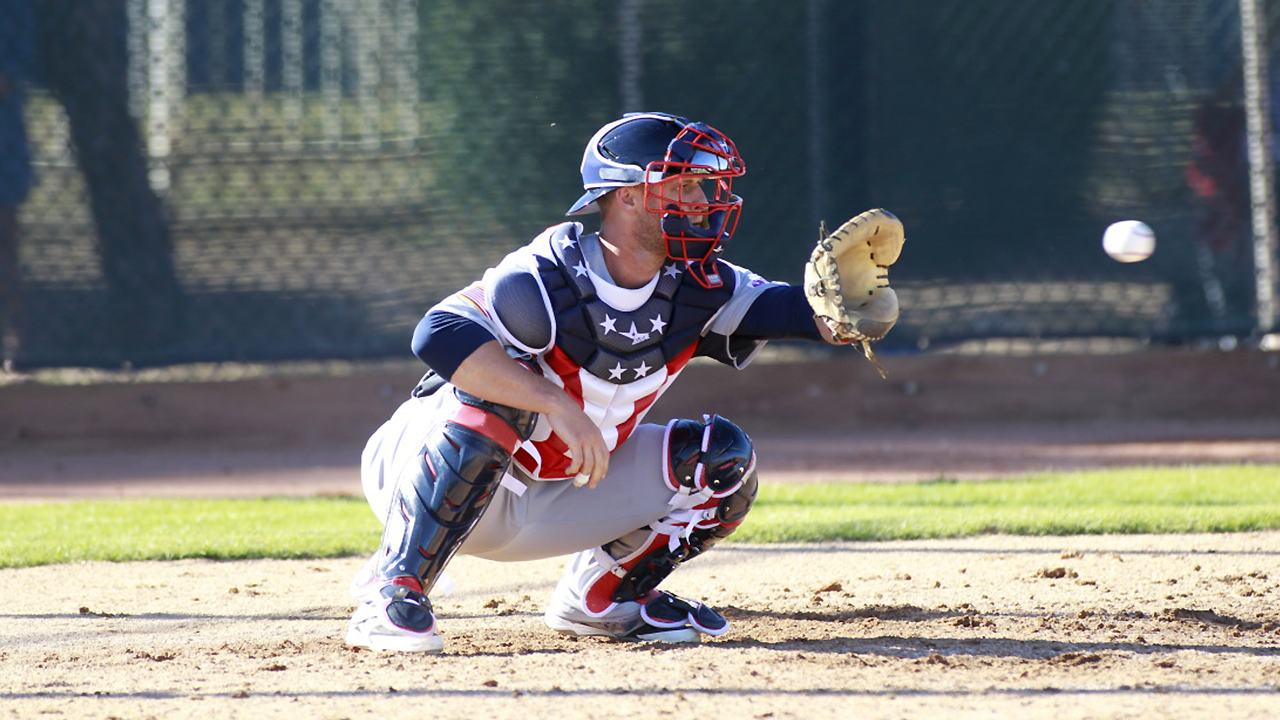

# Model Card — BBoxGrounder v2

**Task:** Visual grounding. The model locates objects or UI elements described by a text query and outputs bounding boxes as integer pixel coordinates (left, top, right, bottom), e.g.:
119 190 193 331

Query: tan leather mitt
804 209 905 375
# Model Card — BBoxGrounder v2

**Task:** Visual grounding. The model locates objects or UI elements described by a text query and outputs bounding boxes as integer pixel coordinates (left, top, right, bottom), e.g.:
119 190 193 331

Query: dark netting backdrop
4 0 1277 369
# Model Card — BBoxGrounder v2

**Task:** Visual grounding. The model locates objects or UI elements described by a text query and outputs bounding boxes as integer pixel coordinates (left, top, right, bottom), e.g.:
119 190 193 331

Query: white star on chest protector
608 363 625 380
633 361 651 378
573 261 589 278
599 315 617 334
662 264 682 279
559 235 577 250
649 315 667 334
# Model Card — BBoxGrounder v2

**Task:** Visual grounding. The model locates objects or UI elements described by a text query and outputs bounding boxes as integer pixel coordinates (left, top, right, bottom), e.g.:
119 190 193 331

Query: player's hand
448 340 609 486
544 401 609 488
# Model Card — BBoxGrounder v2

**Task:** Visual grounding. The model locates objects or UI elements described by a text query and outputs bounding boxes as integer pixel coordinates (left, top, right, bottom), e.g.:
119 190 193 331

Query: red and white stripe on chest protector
513 344 698 480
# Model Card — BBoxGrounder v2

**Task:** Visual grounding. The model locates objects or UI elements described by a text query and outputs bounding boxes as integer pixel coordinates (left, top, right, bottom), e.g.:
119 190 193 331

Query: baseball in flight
1102 220 1156 262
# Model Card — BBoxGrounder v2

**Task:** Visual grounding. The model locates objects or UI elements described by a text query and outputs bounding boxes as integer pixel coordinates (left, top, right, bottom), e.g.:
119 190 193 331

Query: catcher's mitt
804 208 905 376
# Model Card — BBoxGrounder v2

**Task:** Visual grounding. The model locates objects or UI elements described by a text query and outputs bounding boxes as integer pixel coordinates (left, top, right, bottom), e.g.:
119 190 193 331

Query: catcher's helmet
567 112 746 288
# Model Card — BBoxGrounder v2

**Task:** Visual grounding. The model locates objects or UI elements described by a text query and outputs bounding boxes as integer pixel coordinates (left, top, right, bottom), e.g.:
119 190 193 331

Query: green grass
1 465 1278 569
0 497 378 569
738 464 1280 543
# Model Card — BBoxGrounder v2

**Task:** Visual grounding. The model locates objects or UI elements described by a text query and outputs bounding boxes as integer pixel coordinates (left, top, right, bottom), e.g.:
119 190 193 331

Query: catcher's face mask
644 122 746 289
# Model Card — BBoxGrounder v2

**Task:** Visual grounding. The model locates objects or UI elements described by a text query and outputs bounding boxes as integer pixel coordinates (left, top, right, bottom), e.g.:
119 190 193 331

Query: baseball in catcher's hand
804 208 905 343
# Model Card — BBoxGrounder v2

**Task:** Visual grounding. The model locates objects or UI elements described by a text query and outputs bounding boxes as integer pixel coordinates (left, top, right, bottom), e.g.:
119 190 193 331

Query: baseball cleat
348 555 380 599
346 578 444 653
546 613 701 643
637 590 730 636
544 580 721 643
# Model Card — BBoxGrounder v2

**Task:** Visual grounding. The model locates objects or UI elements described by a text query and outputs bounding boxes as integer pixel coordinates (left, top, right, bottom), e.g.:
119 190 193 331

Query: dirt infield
2 350 1279 718
4 534 1279 719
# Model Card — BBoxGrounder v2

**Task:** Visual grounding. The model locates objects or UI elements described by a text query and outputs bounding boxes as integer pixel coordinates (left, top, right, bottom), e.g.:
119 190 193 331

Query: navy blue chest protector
491 226 736 384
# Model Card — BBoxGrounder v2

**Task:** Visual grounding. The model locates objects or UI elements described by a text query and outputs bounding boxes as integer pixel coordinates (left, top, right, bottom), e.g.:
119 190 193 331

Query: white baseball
1102 220 1156 263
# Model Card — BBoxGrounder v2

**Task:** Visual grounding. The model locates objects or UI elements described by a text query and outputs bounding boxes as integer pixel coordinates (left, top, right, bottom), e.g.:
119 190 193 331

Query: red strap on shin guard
447 403 522 453
582 533 669 616
390 576 424 593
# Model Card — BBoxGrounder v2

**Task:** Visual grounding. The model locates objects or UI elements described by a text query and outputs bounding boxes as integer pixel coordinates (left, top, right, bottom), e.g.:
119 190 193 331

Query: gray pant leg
461 423 672 562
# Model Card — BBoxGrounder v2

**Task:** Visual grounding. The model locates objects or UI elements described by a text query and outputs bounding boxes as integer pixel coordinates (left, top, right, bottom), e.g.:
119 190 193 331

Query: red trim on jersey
519 347 587 478
526 432 574 479
543 346 585 405
665 342 700 377
612 342 701 446
520 343 703 480
612 391 660 453
513 447 537 475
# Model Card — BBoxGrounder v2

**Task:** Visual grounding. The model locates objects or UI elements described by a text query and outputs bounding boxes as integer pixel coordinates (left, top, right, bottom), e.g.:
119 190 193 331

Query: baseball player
346 112 901 653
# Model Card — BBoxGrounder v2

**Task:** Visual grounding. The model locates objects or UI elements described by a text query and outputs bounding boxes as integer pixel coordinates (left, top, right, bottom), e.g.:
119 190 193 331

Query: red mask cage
642 123 746 288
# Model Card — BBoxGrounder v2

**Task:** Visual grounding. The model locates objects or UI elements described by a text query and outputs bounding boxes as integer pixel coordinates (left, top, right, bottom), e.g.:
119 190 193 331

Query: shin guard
377 388 536 594
577 415 758 616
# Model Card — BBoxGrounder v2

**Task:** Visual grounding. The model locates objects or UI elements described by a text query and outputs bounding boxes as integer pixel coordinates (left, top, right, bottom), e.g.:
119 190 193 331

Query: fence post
806 0 828 227
1240 0 1279 334
619 0 643 114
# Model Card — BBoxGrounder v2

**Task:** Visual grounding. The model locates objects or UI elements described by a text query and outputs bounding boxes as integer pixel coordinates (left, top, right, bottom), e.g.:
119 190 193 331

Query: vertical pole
320 0 342 148
1240 0 1279 333
395 0 421 150
169 0 186 165
353 2 379 147
146 0 184 195
806 0 828 226
619 0 643 114
244 0 265 132
126 0 147 121
282 0 304 150
209 0 227 90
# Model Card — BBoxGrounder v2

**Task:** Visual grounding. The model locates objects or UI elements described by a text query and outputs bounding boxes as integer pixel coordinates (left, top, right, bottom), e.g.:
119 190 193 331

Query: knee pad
664 414 756 499
661 414 758 558
578 415 758 614
377 385 537 594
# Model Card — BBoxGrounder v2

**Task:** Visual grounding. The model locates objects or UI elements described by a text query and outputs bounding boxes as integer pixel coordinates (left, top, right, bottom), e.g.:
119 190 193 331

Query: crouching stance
349 407 757 652
344 111 889 653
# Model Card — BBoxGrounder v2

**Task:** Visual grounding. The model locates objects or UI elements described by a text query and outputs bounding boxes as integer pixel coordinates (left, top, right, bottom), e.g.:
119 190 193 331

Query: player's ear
613 185 641 210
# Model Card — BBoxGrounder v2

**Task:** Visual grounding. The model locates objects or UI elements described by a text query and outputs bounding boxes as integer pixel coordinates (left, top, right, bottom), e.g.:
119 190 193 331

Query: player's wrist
537 388 584 422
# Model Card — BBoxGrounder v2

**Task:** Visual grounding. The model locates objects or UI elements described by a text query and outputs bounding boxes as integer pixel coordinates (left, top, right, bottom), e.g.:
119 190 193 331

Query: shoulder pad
488 255 555 354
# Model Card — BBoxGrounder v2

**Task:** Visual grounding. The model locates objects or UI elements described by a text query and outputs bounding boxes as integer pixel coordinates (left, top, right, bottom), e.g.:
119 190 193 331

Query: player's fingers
573 446 596 488
564 446 583 477
587 439 609 488
585 451 606 489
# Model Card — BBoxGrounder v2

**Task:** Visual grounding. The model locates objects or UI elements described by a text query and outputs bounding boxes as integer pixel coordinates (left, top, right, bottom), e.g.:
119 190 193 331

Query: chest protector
488 224 736 478
491 224 736 383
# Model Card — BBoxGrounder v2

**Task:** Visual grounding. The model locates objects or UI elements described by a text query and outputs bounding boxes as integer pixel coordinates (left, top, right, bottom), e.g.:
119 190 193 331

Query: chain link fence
2 0 1277 370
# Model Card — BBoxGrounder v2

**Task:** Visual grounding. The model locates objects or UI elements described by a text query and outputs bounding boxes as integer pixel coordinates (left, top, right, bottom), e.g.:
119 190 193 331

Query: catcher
346 112 905 652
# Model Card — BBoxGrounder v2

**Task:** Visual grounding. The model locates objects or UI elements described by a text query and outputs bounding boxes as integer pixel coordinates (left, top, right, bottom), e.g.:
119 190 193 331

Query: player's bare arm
448 339 610 487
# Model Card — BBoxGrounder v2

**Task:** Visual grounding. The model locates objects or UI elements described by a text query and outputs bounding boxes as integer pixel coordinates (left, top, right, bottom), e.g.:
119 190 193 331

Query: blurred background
2 0 1278 372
